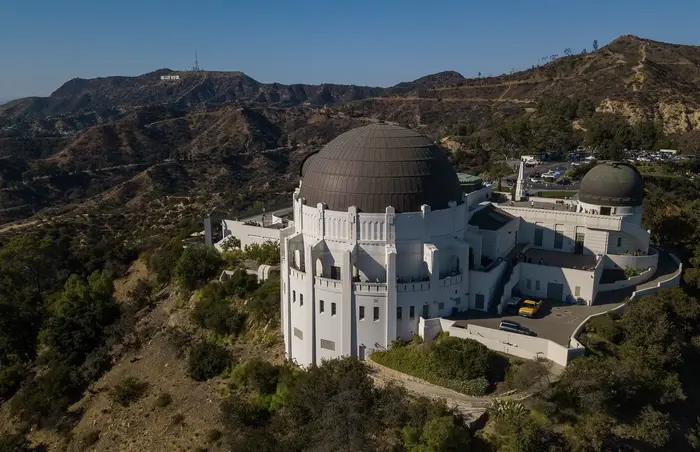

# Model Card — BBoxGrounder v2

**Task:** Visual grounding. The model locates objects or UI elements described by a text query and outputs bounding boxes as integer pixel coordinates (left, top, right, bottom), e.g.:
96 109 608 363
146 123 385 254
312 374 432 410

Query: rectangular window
293 328 303 340
331 302 337 316
397 306 402 319
553 228 563 249
575 286 581 297
320 300 325 313
359 306 365 320
455 297 461 305
535 280 540 290
330 265 341 280
438 302 445 310
409 306 415 318
320 339 335 351
617 237 622 247
293 290 296 303
534 227 543 247
300 294 304 307
526 279 532 289
373 306 379 321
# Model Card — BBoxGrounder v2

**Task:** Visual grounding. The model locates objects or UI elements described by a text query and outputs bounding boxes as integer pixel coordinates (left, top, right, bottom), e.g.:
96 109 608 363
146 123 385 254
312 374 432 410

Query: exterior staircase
489 263 514 314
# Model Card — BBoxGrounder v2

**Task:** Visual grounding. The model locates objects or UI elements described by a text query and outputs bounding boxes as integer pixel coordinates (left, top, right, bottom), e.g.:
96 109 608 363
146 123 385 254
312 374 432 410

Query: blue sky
1 0 700 99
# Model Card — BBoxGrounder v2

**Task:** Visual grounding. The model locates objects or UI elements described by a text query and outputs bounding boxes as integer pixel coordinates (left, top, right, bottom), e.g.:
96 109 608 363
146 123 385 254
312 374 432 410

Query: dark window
535 280 540 290
320 300 324 313
554 231 563 249
331 302 337 316
359 306 365 320
422 304 429 319
534 227 543 246
475 294 485 310
600 206 611 216
438 302 445 310
373 307 379 321
330 265 341 280
617 237 622 247
526 279 532 289
409 306 415 318
293 290 296 303
300 294 303 307
320 339 335 351
397 306 402 319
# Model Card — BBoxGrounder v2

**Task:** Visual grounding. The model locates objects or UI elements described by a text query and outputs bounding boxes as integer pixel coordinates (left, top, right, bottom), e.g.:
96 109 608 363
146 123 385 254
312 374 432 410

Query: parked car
559 178 572 186
505 296 522 314
529 177 541 183
498 320 535 336
518 299 543 318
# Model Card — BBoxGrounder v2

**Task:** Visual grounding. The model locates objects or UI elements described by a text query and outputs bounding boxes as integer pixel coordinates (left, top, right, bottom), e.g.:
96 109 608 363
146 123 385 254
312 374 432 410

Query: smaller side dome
578 162 644 206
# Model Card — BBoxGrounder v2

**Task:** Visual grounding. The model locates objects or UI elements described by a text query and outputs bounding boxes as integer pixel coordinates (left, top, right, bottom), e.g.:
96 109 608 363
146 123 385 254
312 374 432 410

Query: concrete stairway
489 264 514 314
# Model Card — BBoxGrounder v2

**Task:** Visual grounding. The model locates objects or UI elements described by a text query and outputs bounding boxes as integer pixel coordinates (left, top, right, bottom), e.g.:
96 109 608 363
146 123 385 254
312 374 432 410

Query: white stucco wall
218 220 282 251
519 263 596 303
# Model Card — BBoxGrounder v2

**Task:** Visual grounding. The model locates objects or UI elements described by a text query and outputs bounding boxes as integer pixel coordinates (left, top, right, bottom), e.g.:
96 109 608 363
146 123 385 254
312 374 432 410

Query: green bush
372 335 505 395
586 312 623 344
110 377 149 407
230 358 280 395
0 362 28 401
155 392 172 408
0 433 33 452
243 241 280 265
188 341 232 381
192 292 247 336
248 277 281 325
148 240 184 284
10 363 78 426
451 377 489 396
174 246 224 291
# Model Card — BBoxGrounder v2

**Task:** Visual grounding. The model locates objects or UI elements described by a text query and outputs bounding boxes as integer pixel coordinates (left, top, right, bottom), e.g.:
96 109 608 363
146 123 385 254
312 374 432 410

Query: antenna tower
193 50 201 72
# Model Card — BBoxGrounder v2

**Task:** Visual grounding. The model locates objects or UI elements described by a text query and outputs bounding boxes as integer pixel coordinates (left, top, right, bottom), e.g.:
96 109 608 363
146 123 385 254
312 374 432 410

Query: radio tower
192 50 201 72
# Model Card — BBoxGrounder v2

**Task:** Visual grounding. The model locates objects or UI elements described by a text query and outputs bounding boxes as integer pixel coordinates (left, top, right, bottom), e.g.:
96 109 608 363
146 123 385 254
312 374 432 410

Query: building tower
515 160 525 201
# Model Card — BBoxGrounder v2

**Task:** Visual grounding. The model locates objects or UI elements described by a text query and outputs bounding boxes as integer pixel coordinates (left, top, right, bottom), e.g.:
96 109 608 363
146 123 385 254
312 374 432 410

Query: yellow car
518 299 543 318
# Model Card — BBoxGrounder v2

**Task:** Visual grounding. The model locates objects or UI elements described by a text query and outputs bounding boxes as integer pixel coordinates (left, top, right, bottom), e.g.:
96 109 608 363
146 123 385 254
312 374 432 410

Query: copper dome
299 124 462 213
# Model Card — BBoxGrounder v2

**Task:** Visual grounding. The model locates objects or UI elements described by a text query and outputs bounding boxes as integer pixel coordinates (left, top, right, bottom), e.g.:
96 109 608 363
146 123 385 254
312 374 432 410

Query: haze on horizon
2 0 700 100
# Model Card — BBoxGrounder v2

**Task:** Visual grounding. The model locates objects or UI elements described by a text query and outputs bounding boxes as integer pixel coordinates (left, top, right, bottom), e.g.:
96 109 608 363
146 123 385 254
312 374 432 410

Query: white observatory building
215 123 663 368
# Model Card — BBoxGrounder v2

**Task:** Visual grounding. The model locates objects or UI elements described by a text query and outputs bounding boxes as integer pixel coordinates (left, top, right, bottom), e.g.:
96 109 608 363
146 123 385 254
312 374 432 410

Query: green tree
174 246 224 291
40 271 118 364
244 241 281 265
593 39 599 51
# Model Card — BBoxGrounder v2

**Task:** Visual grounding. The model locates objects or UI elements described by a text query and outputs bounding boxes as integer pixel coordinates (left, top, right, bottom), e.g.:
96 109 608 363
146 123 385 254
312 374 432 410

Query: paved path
367 360 492 422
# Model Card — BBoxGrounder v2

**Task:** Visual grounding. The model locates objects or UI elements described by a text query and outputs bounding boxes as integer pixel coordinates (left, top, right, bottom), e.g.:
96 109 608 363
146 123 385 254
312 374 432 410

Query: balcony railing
353 282 388 293
315 276 342 290
397 282 430 292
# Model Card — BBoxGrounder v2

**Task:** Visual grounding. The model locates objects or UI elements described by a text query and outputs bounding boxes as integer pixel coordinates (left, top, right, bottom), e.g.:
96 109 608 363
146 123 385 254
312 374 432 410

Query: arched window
316 258 323 277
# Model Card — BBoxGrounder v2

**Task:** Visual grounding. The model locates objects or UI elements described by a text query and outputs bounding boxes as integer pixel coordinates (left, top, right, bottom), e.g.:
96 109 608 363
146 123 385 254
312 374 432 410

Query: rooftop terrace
523 248 597 270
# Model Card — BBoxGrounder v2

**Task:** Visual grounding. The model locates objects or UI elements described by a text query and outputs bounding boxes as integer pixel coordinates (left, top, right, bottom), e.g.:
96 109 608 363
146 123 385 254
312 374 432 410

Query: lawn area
371 333 510 395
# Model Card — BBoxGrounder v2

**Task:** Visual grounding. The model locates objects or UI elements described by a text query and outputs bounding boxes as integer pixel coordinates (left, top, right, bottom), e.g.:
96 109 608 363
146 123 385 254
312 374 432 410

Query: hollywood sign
161 75 180 81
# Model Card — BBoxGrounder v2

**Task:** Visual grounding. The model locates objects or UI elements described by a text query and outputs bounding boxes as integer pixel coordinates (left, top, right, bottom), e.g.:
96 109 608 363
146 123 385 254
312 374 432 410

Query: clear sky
2 0 700 100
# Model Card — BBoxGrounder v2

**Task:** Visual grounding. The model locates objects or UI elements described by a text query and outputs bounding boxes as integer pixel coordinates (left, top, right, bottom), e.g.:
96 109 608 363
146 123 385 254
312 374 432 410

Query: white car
530 177 541 183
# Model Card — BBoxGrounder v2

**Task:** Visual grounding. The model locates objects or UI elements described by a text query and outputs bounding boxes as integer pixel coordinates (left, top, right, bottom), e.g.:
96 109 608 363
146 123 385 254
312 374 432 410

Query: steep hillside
2 34 700 233
0 70 384 117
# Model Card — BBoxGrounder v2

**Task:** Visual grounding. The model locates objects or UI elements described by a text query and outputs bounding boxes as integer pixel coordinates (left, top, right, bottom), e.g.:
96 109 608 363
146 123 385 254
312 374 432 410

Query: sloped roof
468 204 515 231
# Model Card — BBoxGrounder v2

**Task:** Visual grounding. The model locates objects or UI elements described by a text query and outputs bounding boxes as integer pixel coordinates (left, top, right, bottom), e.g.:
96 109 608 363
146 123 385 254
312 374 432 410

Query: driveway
451 300 623 346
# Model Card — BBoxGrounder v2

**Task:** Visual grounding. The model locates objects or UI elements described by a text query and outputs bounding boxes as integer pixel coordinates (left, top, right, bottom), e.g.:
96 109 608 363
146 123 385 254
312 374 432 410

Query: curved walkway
366 360 558 423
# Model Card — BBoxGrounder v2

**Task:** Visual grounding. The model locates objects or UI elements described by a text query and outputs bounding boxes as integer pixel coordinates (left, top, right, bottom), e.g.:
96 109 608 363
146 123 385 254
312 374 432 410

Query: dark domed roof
299 124 462 213
578 162 644 206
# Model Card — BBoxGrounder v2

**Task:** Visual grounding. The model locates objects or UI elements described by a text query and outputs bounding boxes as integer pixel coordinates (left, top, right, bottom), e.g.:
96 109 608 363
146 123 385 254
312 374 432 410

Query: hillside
2 34 700 235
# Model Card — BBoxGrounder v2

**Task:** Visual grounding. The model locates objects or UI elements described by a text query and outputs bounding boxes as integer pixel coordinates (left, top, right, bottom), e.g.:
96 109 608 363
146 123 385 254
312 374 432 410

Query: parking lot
451 299 623 346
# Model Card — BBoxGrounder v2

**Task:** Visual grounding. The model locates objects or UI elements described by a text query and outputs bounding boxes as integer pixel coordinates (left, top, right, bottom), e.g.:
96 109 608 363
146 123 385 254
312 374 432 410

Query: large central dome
299 124 462 213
